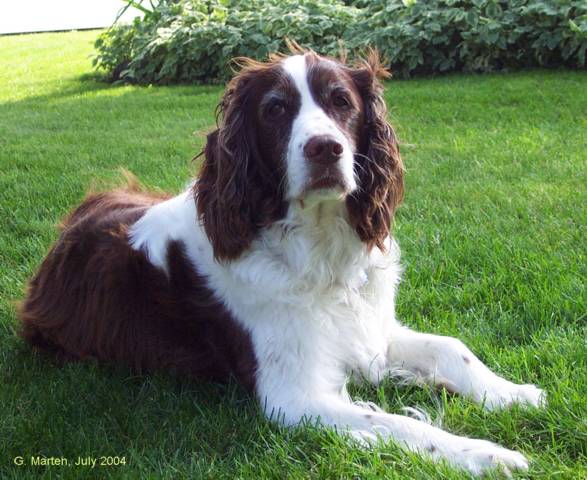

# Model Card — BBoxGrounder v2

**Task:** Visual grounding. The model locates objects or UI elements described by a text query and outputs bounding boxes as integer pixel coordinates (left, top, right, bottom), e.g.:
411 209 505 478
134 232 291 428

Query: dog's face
280 54 363 201
196 51 403 260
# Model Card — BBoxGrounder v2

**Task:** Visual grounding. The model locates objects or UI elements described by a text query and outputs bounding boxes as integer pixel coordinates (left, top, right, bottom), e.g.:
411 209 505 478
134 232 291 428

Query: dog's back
19 189 164 363
19 188 257 389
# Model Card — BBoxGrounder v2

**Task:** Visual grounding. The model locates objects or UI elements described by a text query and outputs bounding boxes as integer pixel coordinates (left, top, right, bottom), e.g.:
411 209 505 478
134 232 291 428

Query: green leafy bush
347 0 587 77
94 0 358 84
93 0 587 84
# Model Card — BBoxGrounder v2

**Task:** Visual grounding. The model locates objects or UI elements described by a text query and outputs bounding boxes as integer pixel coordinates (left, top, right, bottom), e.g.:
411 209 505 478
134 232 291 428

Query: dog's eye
267 100 286 118
332 93 351 109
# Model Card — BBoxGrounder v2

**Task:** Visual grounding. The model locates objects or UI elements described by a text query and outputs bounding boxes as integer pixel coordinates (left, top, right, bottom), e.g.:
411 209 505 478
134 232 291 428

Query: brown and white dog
20 50 544 476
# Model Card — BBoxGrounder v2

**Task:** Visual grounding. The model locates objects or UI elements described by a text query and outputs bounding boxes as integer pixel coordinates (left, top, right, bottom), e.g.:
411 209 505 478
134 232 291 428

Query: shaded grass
0 31 586 479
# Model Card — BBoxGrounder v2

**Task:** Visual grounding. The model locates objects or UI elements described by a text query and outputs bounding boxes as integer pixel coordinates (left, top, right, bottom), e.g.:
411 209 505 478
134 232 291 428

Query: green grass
0 30 586 479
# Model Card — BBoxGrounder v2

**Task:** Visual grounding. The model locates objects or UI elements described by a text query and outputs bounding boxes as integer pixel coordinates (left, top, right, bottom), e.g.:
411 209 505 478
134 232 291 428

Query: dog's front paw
482 381 546 411
441 439 529 476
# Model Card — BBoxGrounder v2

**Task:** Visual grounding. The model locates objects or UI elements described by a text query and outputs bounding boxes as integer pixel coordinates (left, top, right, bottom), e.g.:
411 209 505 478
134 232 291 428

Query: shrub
93 0 358 84
347 0 587 77
93 0 587 84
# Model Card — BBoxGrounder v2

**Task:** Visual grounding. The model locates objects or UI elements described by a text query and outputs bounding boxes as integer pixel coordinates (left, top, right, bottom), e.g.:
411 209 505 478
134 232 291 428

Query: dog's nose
304 136 343 165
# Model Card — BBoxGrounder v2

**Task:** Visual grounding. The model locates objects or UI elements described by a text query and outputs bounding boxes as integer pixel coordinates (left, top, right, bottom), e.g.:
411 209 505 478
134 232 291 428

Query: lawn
0 30 585 479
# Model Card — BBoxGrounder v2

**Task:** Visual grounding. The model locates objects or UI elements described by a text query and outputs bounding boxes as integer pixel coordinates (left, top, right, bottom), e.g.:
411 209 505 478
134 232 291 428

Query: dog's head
196 50 403 260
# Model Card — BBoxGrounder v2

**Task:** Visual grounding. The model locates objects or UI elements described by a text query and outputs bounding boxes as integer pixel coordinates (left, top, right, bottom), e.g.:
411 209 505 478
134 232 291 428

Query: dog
20 50 544 476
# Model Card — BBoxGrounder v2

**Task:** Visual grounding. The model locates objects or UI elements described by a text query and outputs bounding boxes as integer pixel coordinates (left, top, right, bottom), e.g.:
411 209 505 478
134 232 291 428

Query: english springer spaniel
20 50 544 476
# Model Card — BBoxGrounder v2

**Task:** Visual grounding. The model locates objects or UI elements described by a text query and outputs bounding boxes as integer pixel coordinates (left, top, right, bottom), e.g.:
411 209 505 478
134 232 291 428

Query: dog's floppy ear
346 50 404 252
195 127 248 261
195 65 286 261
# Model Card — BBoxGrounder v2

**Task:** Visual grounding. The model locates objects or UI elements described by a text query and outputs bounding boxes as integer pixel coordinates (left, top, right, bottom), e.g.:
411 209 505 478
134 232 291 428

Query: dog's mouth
304 166 349 195
307 175 346 192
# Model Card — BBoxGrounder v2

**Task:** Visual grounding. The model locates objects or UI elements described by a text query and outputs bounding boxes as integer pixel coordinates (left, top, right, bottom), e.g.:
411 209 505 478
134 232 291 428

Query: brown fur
346 50 404 252
195 56 291 261
19 187 257 391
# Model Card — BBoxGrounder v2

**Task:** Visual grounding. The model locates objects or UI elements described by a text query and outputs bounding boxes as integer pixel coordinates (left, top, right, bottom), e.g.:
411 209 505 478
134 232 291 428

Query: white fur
129 188 544 477
128 57 544 474
282 55 357 201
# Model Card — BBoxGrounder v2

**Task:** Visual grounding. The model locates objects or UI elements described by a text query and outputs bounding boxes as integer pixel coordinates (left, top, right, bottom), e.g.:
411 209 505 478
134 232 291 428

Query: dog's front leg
387 328 545 410
259 387 529 476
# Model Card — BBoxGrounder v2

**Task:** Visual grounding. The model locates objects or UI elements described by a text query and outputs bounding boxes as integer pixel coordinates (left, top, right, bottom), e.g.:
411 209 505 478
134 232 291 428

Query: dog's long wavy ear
346 50 404 252
195 62 285 261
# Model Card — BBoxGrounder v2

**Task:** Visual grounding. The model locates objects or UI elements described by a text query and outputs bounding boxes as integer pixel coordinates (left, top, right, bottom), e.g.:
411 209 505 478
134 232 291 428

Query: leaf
466 10 479 27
